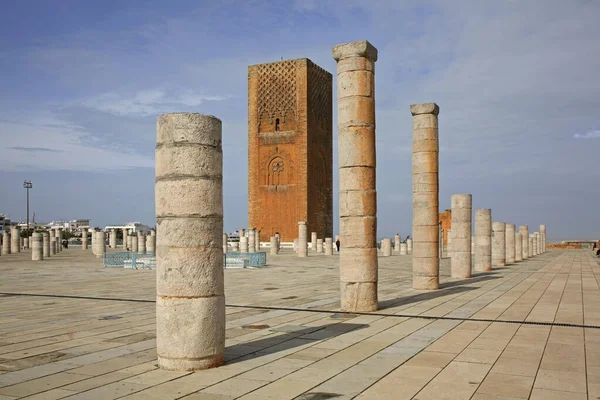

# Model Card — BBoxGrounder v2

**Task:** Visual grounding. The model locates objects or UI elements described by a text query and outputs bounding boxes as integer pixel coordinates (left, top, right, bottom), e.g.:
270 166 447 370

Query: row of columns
295 223 338 256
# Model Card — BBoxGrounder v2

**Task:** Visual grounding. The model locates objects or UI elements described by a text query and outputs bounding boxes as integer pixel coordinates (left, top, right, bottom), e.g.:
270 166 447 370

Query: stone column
56 229 62 252
23 237 29 249
394 235 401 252
147 231 156 253
382 238 392 256
81 230 88 250
411 102 440 289
505 224 515 264
298 222 308 257
127 234 132 251
533 234 538 255
540 224 546 253
492 222 506 267
11 227 20 253
32 232 43 261
535 232 540 255
450 194 472 279
95 232 105 258
400 243 408 255
447 230 452 255
19 236 24 250
471 236 475 255
156 112 225 371
316 238 323 253
439 225 444 260
528 236 533 258
270 236 278 255
248 228 255 253
89 228 95 248
42 231 50 258
519 226 529 260
515 232 523 261
334 40 378 311
325 238 333 255
240 236 248 253
231 242 239 252
110 229 117 249
407 238 413 254
131 235 138 252
255 230 260 252
51 237 57 255
223 233 228 254
311 232 317 252
138 233 146 253
2 232 10 254
474 209 492 272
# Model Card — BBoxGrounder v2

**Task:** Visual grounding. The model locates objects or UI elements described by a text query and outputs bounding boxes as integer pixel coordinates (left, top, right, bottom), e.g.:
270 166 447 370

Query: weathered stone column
325 238 333 255
56 229 62 252
298 222 308 257
411 102 440 289
270 236 278 255
42 231 50 258
51 237 57 255
474 209 492 272
131 235 138 253
528 236 533 257
535 232 540 255
248 228 255 253
316 238 323 253
23 237 29 249
110 229 117 249
515 232 523 261
231 242 239 252
19 237 24 250
11 227 20 253
2 232 10 254
127 234 132 251
81 230 88 250
139 233 147 253
400 242 408 255
382 239 392 256
255 230 260 252
122 229 128 248
223 233 228 254
334 40 378 311
311 232 317 252
450 194 472 279
147 231 156 253
540 224 546 253
492 222 506 267
95 232 105 258
32 232 43 261
505 224 515 264
240 236 248 253
407 238 413 254
156 112 225 371
394 234 401 252
447 230 452 255
90 228 95 249
519 226 529 260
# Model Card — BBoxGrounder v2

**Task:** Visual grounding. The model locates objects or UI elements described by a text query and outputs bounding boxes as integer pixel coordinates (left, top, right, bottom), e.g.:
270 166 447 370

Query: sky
0 0 599 242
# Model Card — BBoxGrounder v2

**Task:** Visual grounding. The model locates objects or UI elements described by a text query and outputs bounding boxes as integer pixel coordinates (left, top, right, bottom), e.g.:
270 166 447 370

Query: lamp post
23 180 32 235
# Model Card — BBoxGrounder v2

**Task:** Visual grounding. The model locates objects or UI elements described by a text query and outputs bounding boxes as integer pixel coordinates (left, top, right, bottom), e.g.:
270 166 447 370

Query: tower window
275 118 280 132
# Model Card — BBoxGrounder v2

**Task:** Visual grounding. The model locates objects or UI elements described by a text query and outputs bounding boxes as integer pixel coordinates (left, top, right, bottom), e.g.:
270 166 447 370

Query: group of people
594 242 600 257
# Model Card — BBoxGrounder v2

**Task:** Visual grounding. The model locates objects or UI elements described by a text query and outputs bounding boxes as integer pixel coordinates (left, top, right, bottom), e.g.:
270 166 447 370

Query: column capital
333 40 378 62
410 103 439 116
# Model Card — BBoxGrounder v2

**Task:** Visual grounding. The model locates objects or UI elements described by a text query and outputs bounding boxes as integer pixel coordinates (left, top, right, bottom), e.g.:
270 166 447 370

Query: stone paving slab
0 248 598 399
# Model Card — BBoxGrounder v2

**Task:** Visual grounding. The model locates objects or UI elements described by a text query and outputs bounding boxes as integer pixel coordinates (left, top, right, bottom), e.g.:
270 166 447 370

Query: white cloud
574 130 600 139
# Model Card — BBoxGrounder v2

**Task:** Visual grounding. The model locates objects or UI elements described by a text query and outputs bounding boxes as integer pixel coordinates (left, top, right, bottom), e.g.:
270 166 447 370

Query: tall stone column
394 234 401 252
270 236 278 255
11 227 20 253
334 40 378 311
533 234 538 255
474 209 492 272
147 232 156 253
381 238 392 256
32 232 43 261
248 228 255 253
535 232 540 255
2 232 9 254
50 237 57 255
528 236 533 258
42 231 50 258
411 102 440 290
298 222 308 257
540 224 546 253
325 238 333 255
400 243 408 255
255 230 260 252
81 230 88 250
138 233 146 254
223 233 228 254
492 222 506 267
515 232 523 261
240 236 248 253
127 234 132 251
95 232 105 258
131 235 138 252
519 226 529 260
450 194 472 279
156 112 224 371
505 224 515 264
438 225 444 260
110 229 117 249
316 238 323 253
407 238 413 254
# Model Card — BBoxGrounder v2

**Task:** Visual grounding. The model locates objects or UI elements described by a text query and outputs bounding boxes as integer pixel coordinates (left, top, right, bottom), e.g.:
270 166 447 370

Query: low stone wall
547 243 581 250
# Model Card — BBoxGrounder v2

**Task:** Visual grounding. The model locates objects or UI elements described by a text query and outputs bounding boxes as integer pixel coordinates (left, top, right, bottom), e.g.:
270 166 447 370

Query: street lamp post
23 181 32 235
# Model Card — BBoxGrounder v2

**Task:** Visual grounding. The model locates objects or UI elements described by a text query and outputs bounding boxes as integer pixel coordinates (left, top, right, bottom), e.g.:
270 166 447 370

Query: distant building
0 214 11 234
104 222 152 235
46 219 91 232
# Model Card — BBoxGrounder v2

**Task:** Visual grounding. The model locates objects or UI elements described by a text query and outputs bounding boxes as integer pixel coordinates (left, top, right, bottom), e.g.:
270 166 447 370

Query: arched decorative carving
267 157 286 186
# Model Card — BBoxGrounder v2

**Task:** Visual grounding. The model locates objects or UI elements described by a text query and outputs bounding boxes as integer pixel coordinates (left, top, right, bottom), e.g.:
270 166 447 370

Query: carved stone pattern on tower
309 64 332 126
257 61 297 124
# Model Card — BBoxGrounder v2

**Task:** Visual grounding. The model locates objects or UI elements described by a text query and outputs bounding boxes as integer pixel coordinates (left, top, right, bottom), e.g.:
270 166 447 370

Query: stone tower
248 58 333 241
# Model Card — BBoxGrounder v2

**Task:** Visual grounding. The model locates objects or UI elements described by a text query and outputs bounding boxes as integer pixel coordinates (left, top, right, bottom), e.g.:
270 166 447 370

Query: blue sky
1 0 599 241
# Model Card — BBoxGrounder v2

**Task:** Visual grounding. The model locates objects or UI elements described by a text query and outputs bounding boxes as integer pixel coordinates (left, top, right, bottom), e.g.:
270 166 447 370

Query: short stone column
231 242 239 252
528 236 533 258
51 237 57 255
474 209 492 272
19 237 24 250
2 232 10 254
248 228 255 253
298 222 308 257
56 229 62 252
394 235 401 252
270 237 278 255
223 233 228 254
505 224 515 264
400 242 407 255
515 232 523 261
540 224 546 253
293 238 299 253
42 231 50 258
411 102 440 289
110 229 117 249
147 231 156 253
81 230 88 250
407 238 413 254
325 238 333 255
519 226 529 259
138 233 146 253
450 194 472 279
122 229 128 248
492 222 506 267
32 232 43 261
131 235 138 252
311 232 317 252
95 232 105 258
316 238 323 253
23 237 29 249
240 236 248 253
156 112 225 371
255 230 260 252
334 40 378 311
381 239 392 256
534 232 540 255
90 228 95 248
11 227 20 253
127 234 132 251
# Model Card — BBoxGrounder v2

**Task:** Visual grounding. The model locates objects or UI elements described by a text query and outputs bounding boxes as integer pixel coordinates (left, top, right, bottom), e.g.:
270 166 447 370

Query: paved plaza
0 249 599 399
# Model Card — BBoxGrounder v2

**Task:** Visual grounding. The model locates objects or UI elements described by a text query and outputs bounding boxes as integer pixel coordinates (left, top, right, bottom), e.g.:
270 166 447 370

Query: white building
47 219 90 232
104 222 153 235
0 214 11 234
